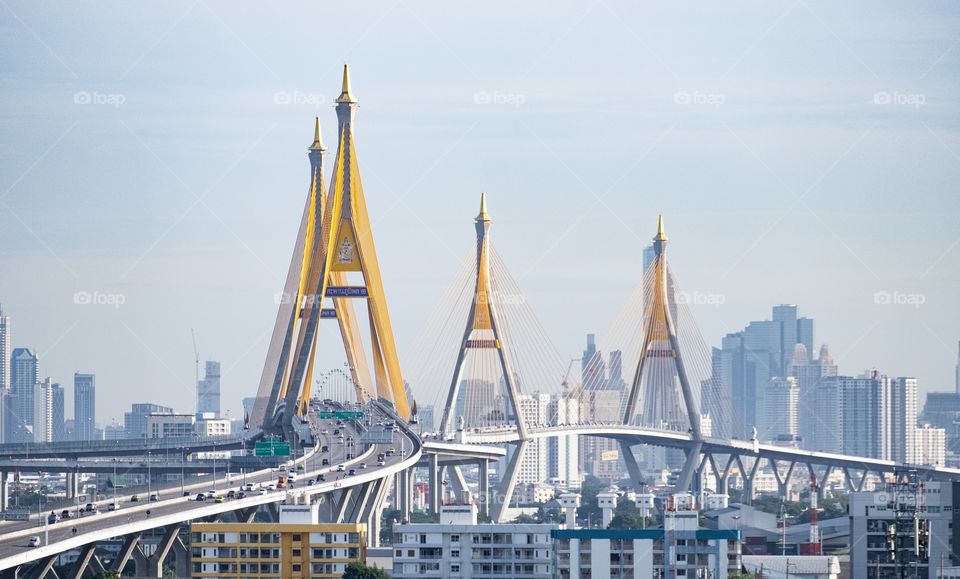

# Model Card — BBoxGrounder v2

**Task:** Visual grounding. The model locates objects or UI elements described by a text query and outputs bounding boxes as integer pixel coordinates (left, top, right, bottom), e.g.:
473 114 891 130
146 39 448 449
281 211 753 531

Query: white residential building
913 424 946 467
760 377 798 442
146 413 195 438
392 503 555 579
517 392 551 485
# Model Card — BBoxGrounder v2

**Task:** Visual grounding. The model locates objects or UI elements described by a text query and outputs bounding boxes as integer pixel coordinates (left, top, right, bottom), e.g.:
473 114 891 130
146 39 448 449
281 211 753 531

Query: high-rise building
791 343 837 450
197 360 221 417
8 348 38 443
0 305 10 392
956 340 960 396
124 402 174 439
889 377 918 464
548 394 581 489
759 377 798 443
34 378 55 443
516 392 550 485
710 305 816 439
73 373 96 441
581 334 606 390
913 424 946 467
838 372 890 460
51 382 65 442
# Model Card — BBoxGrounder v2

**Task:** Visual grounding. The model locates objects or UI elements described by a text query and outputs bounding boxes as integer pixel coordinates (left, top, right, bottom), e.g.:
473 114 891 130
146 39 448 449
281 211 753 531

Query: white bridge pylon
439 194 529 441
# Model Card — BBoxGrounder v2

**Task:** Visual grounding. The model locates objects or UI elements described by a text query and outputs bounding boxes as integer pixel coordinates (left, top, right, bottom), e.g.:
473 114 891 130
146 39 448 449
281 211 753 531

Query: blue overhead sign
325 286 368 298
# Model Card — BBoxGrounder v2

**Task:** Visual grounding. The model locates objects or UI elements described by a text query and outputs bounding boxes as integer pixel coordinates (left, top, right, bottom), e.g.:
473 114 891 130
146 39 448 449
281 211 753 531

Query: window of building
292 534 302 542
292 549 301 557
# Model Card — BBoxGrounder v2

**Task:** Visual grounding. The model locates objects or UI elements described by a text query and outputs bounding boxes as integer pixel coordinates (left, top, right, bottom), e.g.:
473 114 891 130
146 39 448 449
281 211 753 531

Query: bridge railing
0 434 247 458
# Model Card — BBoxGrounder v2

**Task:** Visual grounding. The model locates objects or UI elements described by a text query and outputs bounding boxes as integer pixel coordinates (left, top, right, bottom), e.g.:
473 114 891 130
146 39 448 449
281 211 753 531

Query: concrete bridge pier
427 453 439 513
478 460 489 517
0 470 8 511
64 472 78 501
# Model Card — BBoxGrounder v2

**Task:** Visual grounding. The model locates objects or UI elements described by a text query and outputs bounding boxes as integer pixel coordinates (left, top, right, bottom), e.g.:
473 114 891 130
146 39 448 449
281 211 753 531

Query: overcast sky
1 1 958 425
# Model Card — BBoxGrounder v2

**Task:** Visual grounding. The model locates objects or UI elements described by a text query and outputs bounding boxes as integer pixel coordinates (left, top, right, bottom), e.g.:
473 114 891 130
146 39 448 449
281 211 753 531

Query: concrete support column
428 453 439 513
0 471 8 511
65 473 78 500
478 460 490 518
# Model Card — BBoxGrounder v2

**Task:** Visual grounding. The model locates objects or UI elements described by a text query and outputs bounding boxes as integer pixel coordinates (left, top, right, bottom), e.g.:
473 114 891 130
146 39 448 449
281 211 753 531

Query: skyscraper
0 305 10 391
197 360 221 417
791 343 837 450
759 377 798 443
73 373 96 441
35 378 54 443
7 348 38 443
709 305 816 438
889 377 918 464
51 383 65 442
838 372 890 460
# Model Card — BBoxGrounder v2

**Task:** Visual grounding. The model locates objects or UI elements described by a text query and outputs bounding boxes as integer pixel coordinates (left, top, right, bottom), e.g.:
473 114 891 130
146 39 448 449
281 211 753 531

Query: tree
342 561 390 579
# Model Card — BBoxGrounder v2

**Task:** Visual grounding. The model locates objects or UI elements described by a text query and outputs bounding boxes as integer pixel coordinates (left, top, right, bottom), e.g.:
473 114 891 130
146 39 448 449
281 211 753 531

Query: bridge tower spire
251 67 411 434
439 194 528 440
619 215 703 489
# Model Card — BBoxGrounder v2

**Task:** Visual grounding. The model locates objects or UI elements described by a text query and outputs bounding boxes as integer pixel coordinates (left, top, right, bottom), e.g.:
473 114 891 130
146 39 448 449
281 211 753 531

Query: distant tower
197 361 221 417
74 373 96 441
0 304 10 392
956 341 960 396
8 348 38 443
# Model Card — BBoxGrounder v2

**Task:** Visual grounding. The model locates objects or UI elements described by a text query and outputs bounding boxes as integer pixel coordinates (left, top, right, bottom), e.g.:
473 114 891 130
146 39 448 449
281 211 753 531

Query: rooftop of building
551 528 740 540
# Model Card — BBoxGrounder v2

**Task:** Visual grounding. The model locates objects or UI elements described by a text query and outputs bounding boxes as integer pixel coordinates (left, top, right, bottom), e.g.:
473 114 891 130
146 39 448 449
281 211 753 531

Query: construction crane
560 357 578 390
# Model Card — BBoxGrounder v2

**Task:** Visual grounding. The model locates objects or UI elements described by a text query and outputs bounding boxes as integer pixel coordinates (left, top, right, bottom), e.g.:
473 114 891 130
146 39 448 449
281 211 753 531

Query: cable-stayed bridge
1 66 958 576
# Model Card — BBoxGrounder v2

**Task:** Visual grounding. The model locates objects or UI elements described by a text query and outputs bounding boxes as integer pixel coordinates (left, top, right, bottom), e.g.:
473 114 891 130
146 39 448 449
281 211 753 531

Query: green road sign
335 411 364 420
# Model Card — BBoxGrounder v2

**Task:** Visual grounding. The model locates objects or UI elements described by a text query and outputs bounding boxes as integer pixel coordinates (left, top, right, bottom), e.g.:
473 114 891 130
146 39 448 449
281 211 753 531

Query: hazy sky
1 1 958 425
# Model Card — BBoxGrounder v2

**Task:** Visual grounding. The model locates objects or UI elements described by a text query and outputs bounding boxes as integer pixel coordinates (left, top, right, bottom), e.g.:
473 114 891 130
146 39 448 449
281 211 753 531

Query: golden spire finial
654 214 668 241
477 192 490 222
336 64 356 104
310 117 325 150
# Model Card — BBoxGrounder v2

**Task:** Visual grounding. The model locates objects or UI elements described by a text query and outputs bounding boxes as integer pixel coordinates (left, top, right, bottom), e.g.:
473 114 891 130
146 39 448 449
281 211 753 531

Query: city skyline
0 1 958 424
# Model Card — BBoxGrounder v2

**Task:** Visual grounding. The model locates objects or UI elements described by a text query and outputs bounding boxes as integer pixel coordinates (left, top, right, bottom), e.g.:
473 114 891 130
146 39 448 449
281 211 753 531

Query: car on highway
195 494 206 501
107 503 118 512
61 510 72 519
47 512 57 524
321 445 329 453
337 464 345 472
215 496 225 503
244 483 255 491
226 490 236 498
359 463 367 469
130 495 140 503
149 494 158 502
307 479 316 486
321 458 330 466
378 459 385 466
28 536 41 548
348 469 357 476
258 489 267 495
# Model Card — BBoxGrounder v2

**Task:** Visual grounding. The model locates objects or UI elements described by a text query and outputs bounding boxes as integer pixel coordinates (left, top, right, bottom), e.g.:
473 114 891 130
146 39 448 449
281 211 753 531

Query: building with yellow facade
190 504 366 578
